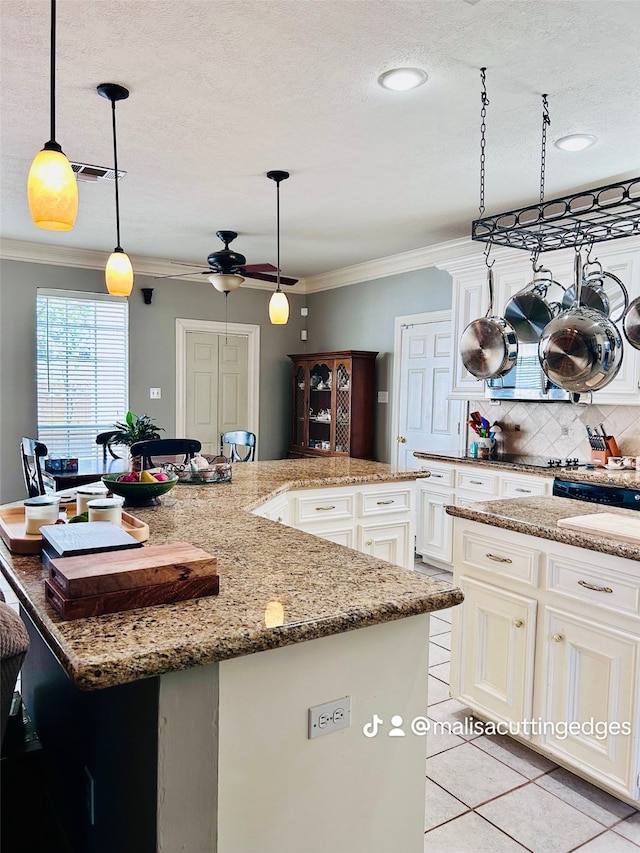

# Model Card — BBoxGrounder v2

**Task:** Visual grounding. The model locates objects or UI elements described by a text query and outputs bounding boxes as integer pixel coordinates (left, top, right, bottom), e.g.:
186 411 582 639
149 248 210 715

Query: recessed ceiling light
378 68 428 92
554 134 597 152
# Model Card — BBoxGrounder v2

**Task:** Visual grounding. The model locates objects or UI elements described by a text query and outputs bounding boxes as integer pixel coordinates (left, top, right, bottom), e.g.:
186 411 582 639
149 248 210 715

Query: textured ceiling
1 0 639 282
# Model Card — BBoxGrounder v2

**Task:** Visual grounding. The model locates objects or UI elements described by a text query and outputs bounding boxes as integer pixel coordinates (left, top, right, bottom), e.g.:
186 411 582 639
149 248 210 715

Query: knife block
591 449 610 465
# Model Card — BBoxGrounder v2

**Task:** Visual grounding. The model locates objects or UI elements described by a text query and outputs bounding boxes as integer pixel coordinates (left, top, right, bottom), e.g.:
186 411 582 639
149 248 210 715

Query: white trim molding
175 319 260 458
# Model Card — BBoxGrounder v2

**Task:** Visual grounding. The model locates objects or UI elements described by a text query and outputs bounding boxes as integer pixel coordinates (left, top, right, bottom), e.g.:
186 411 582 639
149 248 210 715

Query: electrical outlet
308 696 351 739
300 330 308 341
84 766 95 826
149 387 161 399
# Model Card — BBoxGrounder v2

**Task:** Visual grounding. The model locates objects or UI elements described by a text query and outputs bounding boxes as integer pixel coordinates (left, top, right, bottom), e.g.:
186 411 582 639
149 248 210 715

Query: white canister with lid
24 495 61 534
87 496 124 525
76 484 108 516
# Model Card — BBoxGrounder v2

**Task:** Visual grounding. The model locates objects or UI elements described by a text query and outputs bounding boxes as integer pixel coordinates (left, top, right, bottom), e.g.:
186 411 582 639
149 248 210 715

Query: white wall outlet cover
300 307 309 317
150 387 162 399
300 330 308 341
377 391 389 404
308 696 351 739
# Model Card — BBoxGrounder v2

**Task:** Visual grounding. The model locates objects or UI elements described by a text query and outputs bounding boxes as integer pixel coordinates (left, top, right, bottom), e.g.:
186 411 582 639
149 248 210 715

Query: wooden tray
45 573 220 620
557 512 640 545
48 542 217 597
0 505 149 555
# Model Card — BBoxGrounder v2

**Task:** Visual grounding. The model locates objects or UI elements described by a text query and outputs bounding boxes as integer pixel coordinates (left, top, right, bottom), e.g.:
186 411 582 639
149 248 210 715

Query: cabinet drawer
293 491 355 523
500 476 551 498
456 469 499 498
547 555 640 619
460 529 541 586
360 487 412 516
420 463 455 489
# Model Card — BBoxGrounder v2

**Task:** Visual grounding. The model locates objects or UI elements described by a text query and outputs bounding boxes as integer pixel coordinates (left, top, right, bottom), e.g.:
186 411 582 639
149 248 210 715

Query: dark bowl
102 472 178 507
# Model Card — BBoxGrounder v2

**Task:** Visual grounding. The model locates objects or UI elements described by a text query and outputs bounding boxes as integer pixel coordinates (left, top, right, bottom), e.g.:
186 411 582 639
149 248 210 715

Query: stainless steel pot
623 296 640 350
538 253 624 393
504 265 564 343
460 268 519 380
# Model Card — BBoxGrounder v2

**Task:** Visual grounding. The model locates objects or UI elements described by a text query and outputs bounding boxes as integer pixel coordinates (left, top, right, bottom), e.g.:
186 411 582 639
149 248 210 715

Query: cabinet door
357 520 412 570
449 269 487 399
292 362 308 448
416 487 454 565
539 607 640 798
452 576 536 728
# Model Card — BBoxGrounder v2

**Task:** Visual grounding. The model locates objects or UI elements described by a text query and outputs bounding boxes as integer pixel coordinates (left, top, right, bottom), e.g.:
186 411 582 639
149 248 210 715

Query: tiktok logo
362 714 384 737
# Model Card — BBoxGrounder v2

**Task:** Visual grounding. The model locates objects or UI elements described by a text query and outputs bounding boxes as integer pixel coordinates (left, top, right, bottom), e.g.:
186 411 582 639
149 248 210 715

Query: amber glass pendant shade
28 146 78 231
105 249 134 297
269 289 290 325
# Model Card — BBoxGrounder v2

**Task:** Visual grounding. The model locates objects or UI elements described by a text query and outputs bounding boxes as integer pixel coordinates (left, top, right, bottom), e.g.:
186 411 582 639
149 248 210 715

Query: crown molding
0 238 309 293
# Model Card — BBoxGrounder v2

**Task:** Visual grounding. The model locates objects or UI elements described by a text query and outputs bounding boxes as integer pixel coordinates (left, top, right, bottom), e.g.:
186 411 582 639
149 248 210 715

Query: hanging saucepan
623 296 640 351
460 267 518 380
504 264 566 343
562 259 629 321
538 252 624 393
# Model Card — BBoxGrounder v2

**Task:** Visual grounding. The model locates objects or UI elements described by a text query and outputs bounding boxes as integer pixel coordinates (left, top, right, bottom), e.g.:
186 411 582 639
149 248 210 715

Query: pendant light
98 83 133 297
27 0 78 231
267 170 290 325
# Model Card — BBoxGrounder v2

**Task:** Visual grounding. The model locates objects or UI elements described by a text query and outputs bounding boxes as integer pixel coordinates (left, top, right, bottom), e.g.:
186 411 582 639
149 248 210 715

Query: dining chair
0 590 30 749
20 437 55 498
96 431 123 463
220 431 256 462
129 438 202 470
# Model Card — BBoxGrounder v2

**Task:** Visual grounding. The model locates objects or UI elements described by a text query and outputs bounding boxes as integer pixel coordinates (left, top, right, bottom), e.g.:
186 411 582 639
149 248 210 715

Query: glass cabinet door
335 362 350 454
308 362 333 451
293 365 306 447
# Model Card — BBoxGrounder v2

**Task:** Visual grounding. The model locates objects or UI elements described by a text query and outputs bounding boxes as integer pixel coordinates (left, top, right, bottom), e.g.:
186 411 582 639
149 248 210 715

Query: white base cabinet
416 460 551 569
451 517 640 807
253 481 416 570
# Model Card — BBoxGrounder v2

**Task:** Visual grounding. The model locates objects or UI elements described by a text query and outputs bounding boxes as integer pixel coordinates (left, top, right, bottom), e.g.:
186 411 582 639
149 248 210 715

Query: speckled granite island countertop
0 458 462 691
446 495 640 561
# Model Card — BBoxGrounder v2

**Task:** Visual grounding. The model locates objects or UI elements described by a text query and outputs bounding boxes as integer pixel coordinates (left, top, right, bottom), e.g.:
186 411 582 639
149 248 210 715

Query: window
36 289 128 457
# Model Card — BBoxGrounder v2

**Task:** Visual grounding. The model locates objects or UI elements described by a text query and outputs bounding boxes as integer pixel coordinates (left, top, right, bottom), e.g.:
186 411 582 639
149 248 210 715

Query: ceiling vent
70 162 126 183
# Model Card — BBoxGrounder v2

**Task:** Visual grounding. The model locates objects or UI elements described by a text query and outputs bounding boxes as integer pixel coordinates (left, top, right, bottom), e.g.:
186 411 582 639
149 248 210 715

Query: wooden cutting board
44 573 220 620
48 542 218 597
557 513 640 544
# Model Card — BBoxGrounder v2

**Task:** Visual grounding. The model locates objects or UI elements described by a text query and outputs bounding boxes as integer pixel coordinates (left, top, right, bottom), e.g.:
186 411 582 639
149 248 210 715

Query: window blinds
36 290 129 457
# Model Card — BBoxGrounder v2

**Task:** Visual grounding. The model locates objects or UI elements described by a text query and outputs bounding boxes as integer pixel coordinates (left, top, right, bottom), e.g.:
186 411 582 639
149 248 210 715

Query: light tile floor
416 559 640 853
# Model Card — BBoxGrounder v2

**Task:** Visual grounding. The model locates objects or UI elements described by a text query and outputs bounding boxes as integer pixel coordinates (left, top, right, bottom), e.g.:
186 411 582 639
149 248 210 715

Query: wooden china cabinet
287 350 378 459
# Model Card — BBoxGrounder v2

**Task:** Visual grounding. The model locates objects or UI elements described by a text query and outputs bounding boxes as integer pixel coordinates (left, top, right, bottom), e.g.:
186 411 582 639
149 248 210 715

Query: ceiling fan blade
153 270 209 280
169 260 210 268
242 270 298 286
240 263 278 273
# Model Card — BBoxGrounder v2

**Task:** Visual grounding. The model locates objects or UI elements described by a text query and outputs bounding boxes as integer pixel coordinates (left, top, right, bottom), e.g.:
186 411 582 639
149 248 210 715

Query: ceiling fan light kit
267 170 291 325
98 83 134 297
27 0 78 231
209 273 244 293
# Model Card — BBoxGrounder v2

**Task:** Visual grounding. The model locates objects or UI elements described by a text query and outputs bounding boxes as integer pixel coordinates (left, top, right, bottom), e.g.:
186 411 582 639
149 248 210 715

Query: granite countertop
0 458 462 691
446 495 640 561
413 451 640 488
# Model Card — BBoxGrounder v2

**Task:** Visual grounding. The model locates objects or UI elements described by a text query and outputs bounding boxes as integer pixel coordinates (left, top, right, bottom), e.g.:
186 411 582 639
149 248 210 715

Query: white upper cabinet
438 236 640 403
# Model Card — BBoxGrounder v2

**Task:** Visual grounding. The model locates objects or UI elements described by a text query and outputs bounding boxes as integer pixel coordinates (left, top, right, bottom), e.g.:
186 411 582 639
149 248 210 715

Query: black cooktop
475 454 588 470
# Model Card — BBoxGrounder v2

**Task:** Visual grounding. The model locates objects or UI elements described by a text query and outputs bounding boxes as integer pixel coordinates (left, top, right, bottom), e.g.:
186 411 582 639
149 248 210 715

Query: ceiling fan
154 230 298 293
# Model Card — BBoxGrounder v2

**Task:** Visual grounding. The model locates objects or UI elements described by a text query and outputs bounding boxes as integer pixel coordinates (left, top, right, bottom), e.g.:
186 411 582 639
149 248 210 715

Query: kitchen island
0 458 462 853
445 495 640 809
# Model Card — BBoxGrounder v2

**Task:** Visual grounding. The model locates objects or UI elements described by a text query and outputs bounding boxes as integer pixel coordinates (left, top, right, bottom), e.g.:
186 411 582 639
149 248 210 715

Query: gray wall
0 259 304 502
306 267 452 461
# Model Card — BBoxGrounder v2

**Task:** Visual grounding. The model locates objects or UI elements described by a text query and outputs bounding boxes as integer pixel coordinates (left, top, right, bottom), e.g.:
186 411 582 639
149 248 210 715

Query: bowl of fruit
102 470 178 506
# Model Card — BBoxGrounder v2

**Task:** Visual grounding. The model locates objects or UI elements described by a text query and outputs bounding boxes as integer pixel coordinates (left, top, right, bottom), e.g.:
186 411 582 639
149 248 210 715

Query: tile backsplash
469 400 640 459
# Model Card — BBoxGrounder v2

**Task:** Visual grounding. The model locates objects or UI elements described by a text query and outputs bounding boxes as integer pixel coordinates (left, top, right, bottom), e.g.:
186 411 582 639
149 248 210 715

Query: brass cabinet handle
578 579 613 594
486 553 512 564
365 539 373 546
515 488 531 493
397 436 407 443
513 619 523 628
376 499 394 505
315 505 336 511
552 633 563 643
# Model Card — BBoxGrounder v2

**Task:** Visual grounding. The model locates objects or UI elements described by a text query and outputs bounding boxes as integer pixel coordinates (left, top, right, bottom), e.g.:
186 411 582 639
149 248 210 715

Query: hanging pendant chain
479 67 489 217
539 94 550 206
111 100 122 250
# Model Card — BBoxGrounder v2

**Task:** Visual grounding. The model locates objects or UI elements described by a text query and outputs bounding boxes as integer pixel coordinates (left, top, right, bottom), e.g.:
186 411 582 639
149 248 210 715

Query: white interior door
395 317 466 467
185 332 248 455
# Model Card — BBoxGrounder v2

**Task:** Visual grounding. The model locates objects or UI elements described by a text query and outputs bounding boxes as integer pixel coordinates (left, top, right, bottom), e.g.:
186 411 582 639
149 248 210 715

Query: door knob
397 436 407 443
365 539 373 546
552 633 563 643
513 619 523 628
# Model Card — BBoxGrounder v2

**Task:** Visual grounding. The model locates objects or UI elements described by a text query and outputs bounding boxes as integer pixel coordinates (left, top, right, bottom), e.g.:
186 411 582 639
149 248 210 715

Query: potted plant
108 411 164 470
